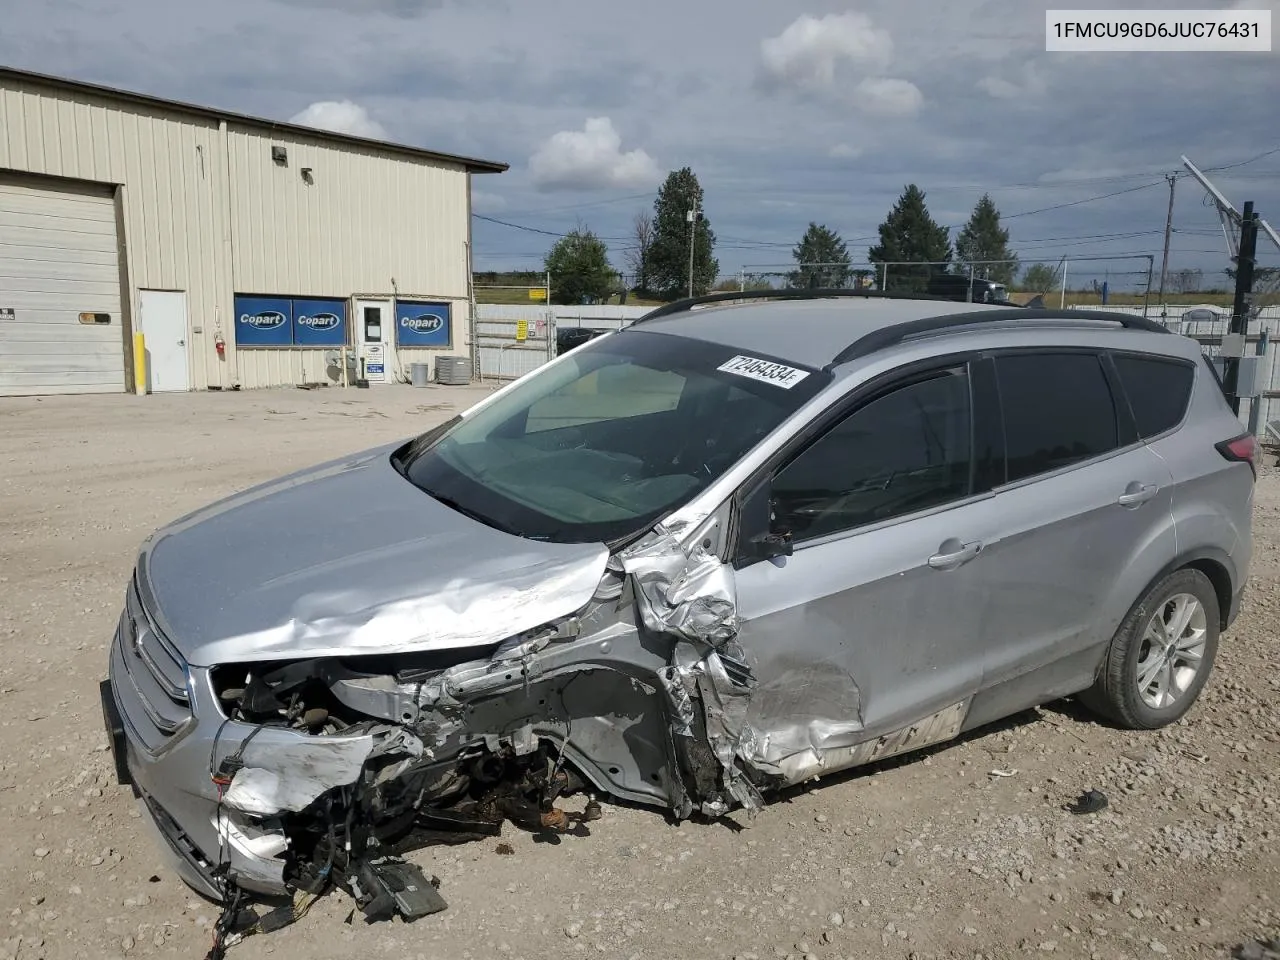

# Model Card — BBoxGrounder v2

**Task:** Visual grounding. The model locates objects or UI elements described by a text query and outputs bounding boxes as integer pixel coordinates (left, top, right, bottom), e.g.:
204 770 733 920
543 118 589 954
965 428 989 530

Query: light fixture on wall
271 145 288 166
301 167 314 184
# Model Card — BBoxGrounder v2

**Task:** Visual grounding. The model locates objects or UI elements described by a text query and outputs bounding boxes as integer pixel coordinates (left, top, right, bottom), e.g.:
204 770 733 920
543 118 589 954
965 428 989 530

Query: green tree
788 223 853 289
955 194 1017 285
544 226 615 305
647 167 719 300
868 184 952 293
1020 262 1061 293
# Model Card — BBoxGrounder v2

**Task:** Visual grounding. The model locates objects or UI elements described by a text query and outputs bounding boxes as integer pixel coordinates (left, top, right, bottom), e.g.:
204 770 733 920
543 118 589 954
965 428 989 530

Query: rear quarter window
1112 354 1196 439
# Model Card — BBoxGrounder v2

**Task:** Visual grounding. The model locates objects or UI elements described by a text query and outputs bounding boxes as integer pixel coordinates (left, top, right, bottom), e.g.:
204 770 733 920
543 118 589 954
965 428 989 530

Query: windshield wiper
426 490 521 537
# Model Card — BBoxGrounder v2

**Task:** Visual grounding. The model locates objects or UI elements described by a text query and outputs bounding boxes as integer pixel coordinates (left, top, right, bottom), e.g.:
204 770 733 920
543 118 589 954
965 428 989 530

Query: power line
471 213 631 242
1202 145 1280 172
472 145 1280 261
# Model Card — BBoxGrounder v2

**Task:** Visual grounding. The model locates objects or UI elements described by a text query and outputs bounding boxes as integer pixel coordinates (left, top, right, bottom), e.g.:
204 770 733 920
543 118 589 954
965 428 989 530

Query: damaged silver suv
101 290 1256 917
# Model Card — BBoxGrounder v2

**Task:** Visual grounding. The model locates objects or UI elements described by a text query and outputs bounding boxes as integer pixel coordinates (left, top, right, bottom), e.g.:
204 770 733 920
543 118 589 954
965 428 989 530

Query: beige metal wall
0 81 222 389
0 77 473 391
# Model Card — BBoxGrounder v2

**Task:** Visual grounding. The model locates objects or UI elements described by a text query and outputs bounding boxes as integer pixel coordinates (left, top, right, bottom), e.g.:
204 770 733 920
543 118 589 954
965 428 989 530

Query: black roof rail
628 287 986 326
827 307 1170 369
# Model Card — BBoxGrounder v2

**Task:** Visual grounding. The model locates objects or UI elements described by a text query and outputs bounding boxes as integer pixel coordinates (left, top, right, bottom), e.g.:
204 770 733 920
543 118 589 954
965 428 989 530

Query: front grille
110 575 193 753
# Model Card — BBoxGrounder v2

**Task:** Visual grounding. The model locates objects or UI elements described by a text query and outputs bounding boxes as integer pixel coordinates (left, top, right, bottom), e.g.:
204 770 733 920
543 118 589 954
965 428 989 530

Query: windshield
395 329 831 544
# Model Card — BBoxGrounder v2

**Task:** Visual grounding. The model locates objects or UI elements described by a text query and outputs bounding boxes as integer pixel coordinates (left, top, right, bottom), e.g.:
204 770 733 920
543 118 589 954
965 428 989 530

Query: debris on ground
1234 938 1280 960
1065 789 1109 814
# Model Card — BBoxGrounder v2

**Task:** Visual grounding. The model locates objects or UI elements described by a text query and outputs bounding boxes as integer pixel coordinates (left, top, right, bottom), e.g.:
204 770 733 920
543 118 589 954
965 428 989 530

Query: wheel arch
1139 547 1236 631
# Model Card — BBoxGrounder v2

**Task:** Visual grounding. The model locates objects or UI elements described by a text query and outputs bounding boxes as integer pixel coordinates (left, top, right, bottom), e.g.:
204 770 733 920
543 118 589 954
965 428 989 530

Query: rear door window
1111 354 1196 439
994 352 1120 484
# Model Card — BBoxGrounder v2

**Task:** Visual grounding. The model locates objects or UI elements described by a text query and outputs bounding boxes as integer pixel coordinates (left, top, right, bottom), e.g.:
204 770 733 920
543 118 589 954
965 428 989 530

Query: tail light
1215 432 1258 479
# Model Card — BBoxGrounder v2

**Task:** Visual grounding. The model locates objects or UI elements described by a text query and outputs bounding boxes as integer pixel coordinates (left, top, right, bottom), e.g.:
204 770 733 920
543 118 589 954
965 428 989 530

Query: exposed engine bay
185 494 965 959
196 510 786 955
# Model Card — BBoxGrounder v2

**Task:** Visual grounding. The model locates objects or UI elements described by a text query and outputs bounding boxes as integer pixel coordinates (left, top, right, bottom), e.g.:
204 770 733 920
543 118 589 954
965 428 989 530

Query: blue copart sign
292 298 347 347
233 296 349 347
396 301 451 347
233 296 293 347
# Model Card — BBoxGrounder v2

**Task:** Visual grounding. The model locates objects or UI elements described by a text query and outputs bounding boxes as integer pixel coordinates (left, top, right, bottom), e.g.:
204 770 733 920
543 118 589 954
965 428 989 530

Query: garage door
0 177 125 396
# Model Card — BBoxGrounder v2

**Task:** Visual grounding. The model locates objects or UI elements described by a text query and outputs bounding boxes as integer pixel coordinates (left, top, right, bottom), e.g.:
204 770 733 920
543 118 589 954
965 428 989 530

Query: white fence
472 305 652 381
1071 304 1280 434
469 300 1279 439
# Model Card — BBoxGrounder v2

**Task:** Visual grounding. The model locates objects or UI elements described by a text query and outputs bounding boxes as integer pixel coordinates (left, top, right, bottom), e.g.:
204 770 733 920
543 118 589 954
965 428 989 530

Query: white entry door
353 298 397 383
137 290 190 392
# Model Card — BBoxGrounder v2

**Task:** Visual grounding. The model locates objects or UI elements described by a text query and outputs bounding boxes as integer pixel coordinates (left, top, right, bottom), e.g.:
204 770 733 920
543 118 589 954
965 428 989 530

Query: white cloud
527 117 660 191
288 100 388 139
759 12 893 95
977 76 1020 100
829 143 864 160
977 63 1048 101
854 77 924 117
471 190 506 212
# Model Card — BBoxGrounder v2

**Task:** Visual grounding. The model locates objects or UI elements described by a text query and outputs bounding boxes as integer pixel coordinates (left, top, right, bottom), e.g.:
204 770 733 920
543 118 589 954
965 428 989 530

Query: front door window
770 367 974 544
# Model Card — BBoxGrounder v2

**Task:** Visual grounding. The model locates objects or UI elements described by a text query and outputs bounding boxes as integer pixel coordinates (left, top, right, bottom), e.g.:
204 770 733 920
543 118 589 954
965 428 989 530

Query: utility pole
1181 154 1280 419
1224 201 1259 415
686 207 697 299
1157 173 1176 309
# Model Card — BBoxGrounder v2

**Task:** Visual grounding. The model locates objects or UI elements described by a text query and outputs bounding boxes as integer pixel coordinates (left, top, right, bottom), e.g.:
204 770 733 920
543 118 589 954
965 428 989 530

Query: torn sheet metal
213 812 290 891
223 727 422 816
620 530 739 646
657 665 696 738
692 647 765 812
619 526 766 812
771 699 970 784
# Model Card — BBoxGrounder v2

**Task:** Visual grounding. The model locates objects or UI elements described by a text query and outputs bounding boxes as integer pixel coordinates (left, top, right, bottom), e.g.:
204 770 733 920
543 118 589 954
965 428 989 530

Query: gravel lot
1 385 1278 960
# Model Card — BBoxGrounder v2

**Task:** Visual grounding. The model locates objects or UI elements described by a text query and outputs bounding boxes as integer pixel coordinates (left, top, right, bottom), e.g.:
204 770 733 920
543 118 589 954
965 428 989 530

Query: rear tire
1080 568 1220 730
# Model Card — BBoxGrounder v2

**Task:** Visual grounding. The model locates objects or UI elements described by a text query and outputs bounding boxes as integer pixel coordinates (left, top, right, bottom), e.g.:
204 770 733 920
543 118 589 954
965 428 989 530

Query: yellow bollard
133 332 148 395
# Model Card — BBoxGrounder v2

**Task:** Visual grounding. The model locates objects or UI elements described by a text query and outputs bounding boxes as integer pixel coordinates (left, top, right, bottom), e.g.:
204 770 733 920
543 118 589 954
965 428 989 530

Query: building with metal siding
0 66 507 396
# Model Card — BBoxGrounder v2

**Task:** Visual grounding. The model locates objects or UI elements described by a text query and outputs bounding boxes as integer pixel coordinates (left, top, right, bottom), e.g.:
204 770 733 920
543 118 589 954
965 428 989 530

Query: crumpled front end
106 497 852 933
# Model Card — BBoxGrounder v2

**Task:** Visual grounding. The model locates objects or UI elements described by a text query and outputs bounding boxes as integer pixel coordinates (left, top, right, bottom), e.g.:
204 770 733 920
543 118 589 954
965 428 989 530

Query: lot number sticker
717 355 810 389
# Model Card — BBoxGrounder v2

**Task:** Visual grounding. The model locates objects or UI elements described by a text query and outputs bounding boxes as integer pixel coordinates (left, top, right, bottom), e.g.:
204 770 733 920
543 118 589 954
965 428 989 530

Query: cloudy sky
4 0 1278 288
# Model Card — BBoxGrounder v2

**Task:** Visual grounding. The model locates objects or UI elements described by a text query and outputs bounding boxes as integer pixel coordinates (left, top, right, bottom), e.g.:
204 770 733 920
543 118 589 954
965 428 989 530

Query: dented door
728 363 993 785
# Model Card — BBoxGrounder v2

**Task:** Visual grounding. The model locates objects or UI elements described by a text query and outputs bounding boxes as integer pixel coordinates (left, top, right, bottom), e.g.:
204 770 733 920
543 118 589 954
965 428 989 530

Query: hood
136 444 611 667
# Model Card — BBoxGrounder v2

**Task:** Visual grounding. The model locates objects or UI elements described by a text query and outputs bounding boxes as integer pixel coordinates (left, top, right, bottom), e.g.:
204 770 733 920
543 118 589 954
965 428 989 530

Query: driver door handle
1117 482 1158 507
929 539 983 570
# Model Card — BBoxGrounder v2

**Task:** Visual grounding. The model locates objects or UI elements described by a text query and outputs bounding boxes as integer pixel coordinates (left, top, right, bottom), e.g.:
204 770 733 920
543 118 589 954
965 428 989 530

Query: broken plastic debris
1066 789 1109 815
988 768 1018 778
347 858 447 924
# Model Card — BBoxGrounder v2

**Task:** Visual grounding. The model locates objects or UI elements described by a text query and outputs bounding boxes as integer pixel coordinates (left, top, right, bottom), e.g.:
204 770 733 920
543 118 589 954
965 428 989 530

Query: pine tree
955 194 1017 285
544 226 615 305
788 223 852 289
647 168 719 299
868 185 952 293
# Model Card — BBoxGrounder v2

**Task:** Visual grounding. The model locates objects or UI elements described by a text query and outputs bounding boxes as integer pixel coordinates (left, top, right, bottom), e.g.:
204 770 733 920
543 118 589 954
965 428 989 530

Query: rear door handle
929 538 983 570
1117 482 1159 507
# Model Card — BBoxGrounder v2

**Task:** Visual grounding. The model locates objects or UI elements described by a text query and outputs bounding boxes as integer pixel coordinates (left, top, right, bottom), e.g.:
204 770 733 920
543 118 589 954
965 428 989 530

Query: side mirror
749 528 793 561
736 482 794 565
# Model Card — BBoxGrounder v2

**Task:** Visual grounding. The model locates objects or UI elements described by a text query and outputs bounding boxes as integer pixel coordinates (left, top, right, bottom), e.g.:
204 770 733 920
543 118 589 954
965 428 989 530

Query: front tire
1081 568 1220 730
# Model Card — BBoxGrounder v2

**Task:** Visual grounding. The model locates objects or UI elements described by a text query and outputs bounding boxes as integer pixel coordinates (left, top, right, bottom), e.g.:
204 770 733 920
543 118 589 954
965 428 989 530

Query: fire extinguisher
214 333 226 359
